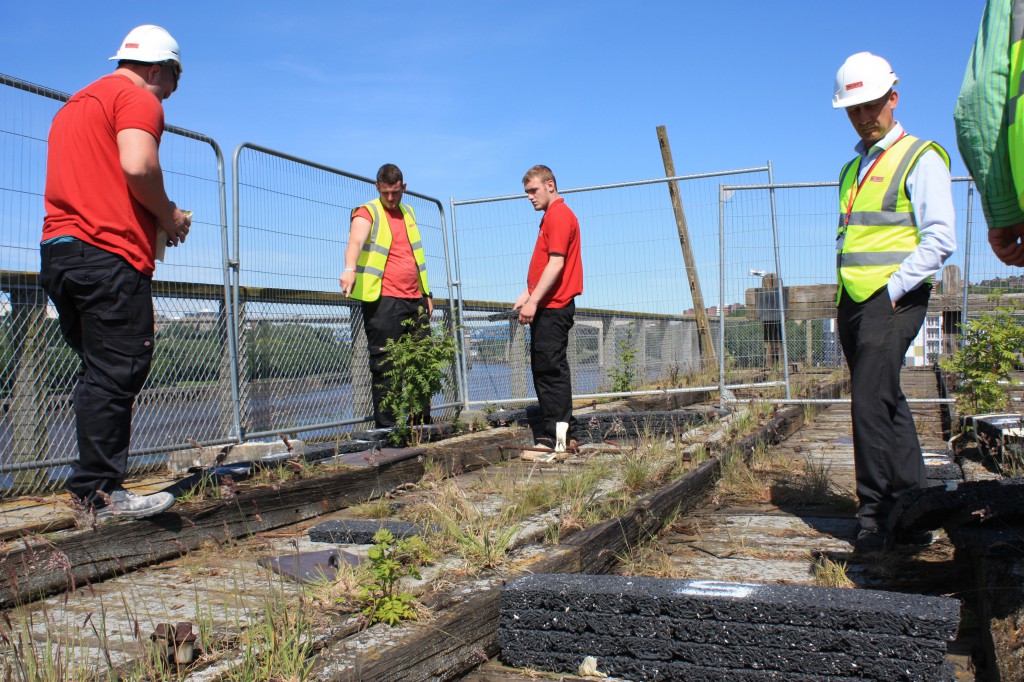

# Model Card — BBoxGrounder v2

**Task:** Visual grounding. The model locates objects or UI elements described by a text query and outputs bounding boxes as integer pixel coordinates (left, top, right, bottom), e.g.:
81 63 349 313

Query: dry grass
617 544 686 578
715 451 772 504
346 498 395 519
812 553 855 588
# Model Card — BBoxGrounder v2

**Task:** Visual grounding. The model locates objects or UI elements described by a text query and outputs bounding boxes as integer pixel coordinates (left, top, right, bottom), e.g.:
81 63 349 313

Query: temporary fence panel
0 74 230 498
720 176 980 401
451 167 769 406
956 182 1024 323
232 144 457 442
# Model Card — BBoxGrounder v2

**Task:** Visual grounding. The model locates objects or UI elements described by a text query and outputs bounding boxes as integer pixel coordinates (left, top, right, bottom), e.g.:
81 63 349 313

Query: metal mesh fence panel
958 182 1024 321
0 74 230 498
452 168 767 405
232 144 457 441
721 177 979 398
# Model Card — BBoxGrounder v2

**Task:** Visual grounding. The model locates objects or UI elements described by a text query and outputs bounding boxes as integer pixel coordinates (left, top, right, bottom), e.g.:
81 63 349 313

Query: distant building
904 314 942 367
823 314 944 368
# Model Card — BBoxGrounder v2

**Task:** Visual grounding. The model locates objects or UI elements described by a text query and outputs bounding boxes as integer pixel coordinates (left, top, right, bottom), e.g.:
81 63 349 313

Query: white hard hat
109 25 182 73
832 52 897 109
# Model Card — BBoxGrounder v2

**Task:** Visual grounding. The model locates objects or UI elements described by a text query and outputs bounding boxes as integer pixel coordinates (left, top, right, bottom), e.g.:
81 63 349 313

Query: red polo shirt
42 74 165 276
527 197 582 308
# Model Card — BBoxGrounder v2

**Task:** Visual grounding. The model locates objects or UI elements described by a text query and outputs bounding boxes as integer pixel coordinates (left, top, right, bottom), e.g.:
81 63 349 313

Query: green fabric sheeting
954 0 1024 229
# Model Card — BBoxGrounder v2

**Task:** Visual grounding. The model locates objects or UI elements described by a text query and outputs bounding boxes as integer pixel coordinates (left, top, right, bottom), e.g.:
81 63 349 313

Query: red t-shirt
527 197 583 308
42 74 165 276
353 205 423 298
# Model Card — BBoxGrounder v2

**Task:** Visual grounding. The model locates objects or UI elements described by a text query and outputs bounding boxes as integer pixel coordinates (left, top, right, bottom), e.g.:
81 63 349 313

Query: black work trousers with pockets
361 295 431 428
837 283 930 531
530 301 578 443
40 239 155 506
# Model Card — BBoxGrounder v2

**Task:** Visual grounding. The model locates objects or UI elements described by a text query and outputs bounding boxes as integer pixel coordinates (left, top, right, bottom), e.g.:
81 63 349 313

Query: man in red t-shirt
39 25 191 521
340 164 433 428
514 165 583 449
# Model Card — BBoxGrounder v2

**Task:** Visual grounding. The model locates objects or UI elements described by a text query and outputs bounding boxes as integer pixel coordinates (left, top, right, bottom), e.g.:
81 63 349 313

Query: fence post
602 318 618 390
635 320 647 384
349 306 373 419
941 264 962 359
220 296 246 438
568 325 579 393
804 320 814 369
508 319 528 399
8 283 51 492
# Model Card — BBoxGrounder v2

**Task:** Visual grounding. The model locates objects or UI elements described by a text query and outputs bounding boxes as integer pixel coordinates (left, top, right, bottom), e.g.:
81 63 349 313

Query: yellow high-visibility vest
1009 2 1024 209
349 198 430 302
836 134 950 304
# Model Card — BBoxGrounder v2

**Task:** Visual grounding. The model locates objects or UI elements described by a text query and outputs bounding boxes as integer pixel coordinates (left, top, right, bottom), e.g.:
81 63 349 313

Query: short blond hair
522 165 556 189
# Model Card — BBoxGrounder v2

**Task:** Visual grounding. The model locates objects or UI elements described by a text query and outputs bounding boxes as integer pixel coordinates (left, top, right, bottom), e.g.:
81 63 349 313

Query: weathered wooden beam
306 455 721 682
422 428 531 476
0 453 423 609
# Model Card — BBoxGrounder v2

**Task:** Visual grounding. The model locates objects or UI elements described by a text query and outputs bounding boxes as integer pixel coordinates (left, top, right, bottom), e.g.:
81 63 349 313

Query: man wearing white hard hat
831 52 956 553
40 25 191 521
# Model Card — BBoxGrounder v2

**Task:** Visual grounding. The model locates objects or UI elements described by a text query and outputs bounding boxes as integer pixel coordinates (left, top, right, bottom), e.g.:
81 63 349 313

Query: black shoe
894 529 934 547
854 527 889 553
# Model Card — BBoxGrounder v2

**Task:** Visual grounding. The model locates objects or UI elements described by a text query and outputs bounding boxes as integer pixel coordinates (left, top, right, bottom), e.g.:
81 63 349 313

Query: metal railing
3 69 1020 497
450 166 772 407
716 176 985 405
230 143 461 440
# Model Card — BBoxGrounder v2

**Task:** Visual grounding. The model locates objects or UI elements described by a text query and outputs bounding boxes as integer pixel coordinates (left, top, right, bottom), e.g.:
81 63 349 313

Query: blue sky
2 1 989 202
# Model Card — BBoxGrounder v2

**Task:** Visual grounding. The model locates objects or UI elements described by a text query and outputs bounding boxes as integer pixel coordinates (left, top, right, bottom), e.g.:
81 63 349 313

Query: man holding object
40 25 190 520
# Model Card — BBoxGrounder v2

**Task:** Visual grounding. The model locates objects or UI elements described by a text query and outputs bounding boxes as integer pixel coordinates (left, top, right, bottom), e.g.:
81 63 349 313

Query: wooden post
656 125 717 367
940 264 962 359
759 273 783 369
805 320 814 369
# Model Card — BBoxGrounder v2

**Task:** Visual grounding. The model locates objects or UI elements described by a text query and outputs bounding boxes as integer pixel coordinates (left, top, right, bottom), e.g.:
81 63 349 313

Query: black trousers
40 239 155 505
361 295 430 428
837 283 930 530
530 301 577 442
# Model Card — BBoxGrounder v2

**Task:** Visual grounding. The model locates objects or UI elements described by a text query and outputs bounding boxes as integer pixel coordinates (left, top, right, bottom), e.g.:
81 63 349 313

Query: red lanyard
843 131 905 231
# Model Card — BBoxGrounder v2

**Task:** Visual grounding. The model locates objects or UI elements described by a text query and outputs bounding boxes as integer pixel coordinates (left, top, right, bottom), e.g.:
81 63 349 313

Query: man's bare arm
340 215 372 296
118 128 189 243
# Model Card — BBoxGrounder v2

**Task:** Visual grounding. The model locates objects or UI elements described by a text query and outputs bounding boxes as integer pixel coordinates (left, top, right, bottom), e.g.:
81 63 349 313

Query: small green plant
174 471 223 503
359 529 430 626
382 313 459 446
608 333 638 393
941 307 1024 414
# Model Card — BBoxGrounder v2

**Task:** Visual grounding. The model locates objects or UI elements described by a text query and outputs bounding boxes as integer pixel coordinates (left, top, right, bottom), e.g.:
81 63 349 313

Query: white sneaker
95 488 175 521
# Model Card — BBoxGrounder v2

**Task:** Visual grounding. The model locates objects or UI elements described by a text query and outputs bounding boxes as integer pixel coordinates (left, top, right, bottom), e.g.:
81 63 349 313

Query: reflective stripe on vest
836 135 951 304
1009 0 1024 208
349 198 430 302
